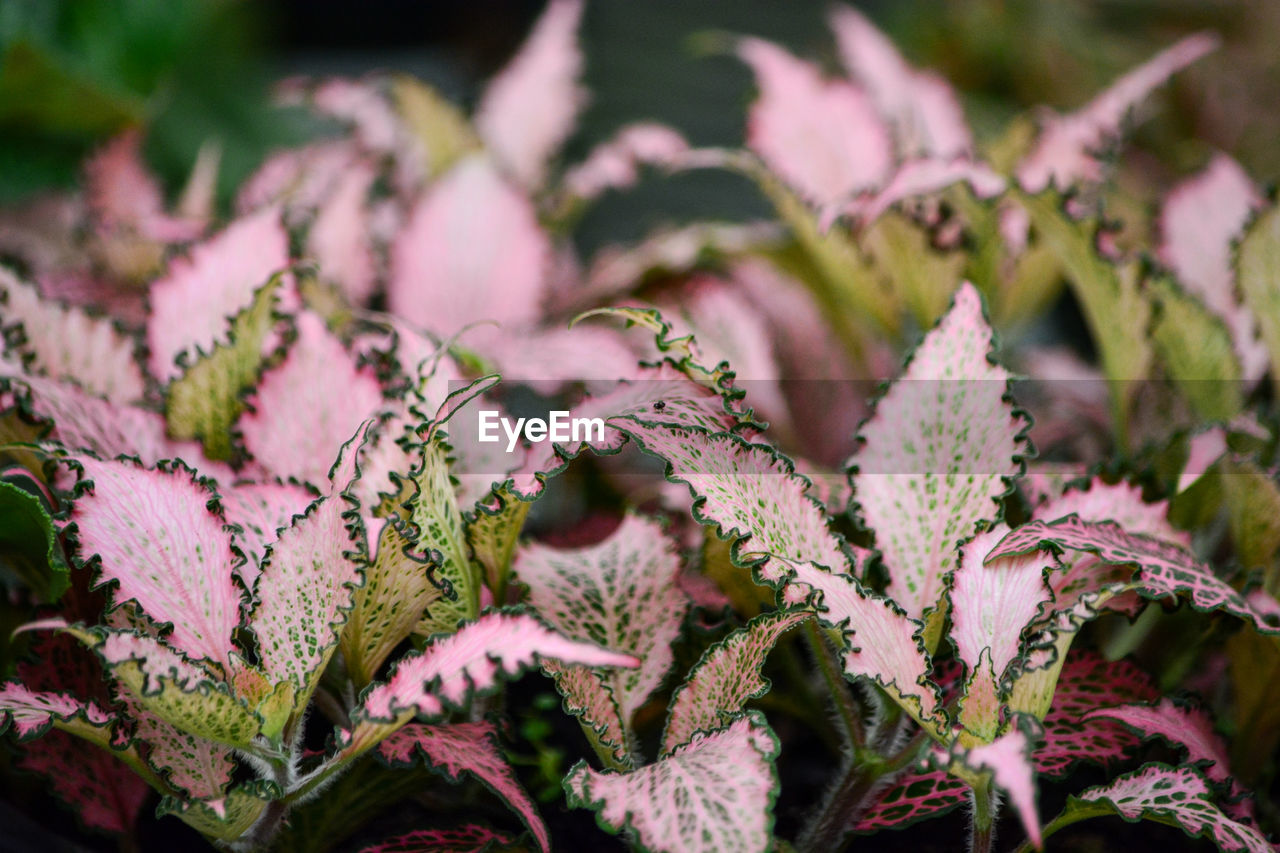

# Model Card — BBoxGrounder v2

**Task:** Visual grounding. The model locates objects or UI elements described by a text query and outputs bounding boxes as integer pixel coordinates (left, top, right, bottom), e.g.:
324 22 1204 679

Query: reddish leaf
854 769 968 832
16 728 149 835
360 825 514 853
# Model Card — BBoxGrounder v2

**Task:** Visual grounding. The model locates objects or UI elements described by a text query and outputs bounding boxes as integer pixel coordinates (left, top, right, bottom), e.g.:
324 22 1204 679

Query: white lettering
478 410 499 443
481 411 594 452
550 410 570 442
502 417 525 453
572 416 606 443
525 418 548 442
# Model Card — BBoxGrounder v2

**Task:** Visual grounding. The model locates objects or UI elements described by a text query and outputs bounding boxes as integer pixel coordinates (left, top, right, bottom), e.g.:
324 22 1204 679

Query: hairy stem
796 756 878 853
970 777 997 853
803 620 864 749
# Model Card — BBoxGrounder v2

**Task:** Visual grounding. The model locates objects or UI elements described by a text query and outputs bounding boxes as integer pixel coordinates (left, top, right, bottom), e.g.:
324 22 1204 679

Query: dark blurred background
0 0 1276 246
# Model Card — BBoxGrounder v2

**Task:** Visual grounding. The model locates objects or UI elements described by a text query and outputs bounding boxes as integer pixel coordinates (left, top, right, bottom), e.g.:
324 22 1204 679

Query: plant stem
971 777 996 853
796 756 877 853
803 620 864 749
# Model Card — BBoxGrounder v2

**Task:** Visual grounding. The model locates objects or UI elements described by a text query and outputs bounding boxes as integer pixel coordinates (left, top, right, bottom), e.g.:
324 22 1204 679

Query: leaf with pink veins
388 155 550 350
854 769 969 833
0 682 114 741
146 206 290 383
360 825 515 853
737 36 893 208
852 282 1027 622
220 481 316 588
239 311 384 486
1159 154 1267 382
564 712 781 853
515 514 688 757
344 612 638 755
662 609 807 754
307 159 378 305
937 724 1042 849
827 5 973 160
378 721 549 852
1086 699 1236 788
1032 650 1159 779
70 456 240 670
120 691 234 801
1017 34 1220 193
988 515 1277 634
1065 763 1272 852
16 727 150 835
249 422 371 710
564 123 689 200
474 0 586 189
0 268 145 404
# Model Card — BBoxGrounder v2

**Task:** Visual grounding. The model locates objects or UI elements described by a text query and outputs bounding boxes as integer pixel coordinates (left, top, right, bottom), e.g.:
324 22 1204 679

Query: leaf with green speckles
409 434 478 637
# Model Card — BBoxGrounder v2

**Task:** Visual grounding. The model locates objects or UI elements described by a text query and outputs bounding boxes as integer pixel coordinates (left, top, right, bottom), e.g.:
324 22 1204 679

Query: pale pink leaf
662 609 807 754
360 825 514 853
475 0 586 189
378 721 549 852
71 456 240 669
311 78 404 156
828 6 972 159
515 514 687 723
250 422 370 697
990 516 1274 633
545 663 629 765
1035 477 1188 545
784 562 941 728
825 158 1005 229
1087 699 1233 785
854 768 968 832
564 712 780 853
388 156 550 349
123 695 234 801
307 159 377 305
0 682 113 739
0 268 145 404
147 206 290 382
1179 429 1228 492
852 282 1026 619
1017 34 1220 192
220 481 316 588
738 36 893 207
239 311 384 485
1034 650 1160 778
352 611 639 724
940 726 1042 848
563 123 689 199
84 130 201 244
1075 763 1271 852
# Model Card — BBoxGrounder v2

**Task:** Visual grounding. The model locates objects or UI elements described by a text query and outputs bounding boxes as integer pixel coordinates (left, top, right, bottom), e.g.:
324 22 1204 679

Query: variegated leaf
1058 763 1271 853
378 721 548 851
219 481 316 589
465 488 530 600
937 725 1042 848
342 517 441 687
474 0 585 190
122 694 234 801
344 612 638 755
989 516 1276 633
1032 650 1159 779
147 206 290 383
1149 275 1244 421
852 282 1026 622
165 273 284 461
563 123 688 199
307 159 377 305
0 682 114 741
854 769 968 833
515 514 688 726
0 267 144 404
564 712 780 853
737 36 892 208
71 456 240 670
156 782 276 842
410 435 478 637
239 311 384 486
662 609 806 754
360 825 514 853
1086 699 1235 788
16 728 150 835
250 422 371 709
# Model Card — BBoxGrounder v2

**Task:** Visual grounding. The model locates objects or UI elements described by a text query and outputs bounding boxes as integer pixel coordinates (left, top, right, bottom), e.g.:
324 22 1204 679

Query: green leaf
863 212 965 330
465 487 530 602
0 475 69 601
1149 276 1243 422
391 75 480 178
411 436 479 637
164 274 283 461
157 781 277 842
1220 457 1280 584
1238 204 1280 396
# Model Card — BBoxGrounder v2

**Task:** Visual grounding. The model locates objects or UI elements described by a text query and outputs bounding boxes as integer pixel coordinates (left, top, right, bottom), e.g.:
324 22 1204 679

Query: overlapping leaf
853 769 968 833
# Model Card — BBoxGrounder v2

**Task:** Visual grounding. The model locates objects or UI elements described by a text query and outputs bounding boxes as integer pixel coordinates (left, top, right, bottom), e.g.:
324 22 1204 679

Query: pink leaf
0 682 113 739
1034 478 1188 545
565 712 780 853
1076 763 1272 852
1086 698 1233 785
147 206 290 383
1179 429 1228 492
854 769 969 832
738 36 893 207
563 123 689 199
474 0 586 189
1017 34 1219 192
0 268 145 404
940 726 1042 848
828 6 973 159
250 422 371 695
307 159 378 305
825 158 1005 229
360 825 514 853
220 481 316 588
1159 154 1267 381
949 525 1056 677
515 514 688 723
662 609 807 754
352 611 638 724
852 282 1026 620
378 721 549 852
784 562 942 728
83 130 202 244
989 516 1275 633
1034 650 1160 778
17 728 149 835
71 456 240 669
388 156 550 350
239 311 384 485
124 697 234 801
